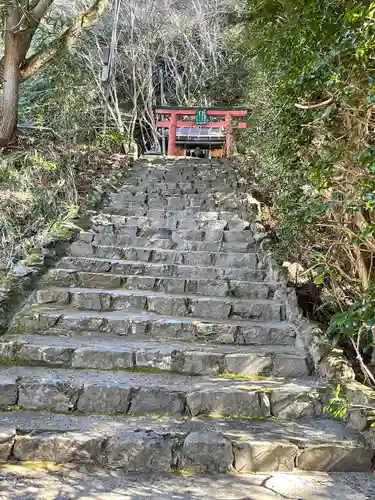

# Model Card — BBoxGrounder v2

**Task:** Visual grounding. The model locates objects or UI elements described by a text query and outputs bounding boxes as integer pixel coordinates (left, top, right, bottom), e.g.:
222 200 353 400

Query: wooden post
225 113 232 157
168 110 177 156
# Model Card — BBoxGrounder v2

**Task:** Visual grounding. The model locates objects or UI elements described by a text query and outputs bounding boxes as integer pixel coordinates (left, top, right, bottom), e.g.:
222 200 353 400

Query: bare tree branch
20 0 109 80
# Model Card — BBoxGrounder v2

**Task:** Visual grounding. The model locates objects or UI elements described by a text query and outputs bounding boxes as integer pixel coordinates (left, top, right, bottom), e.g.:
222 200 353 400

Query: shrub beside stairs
0 158 372 473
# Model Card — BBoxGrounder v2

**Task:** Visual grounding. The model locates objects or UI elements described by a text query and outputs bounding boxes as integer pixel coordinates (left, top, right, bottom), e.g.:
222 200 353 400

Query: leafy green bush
0 148 78 270
237 0 375 373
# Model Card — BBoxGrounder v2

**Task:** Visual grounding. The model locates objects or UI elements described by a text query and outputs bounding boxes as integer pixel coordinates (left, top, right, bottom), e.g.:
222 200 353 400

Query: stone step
114 188 250 197
106 202 246 214
0 411 371 472
0 365 324 418
103 205 252 219
76 232 256 253
107 195 255 212
91 213 251 231
35 287 284 321
110 191 252 203
41 269 275 299
83 227 258 244
0 334 309 376
117 180 244 193
130 173 237 183
12 308 296 345
68 243 260 268
7 158 360 476
113 181 247 194
3 468 375 497
125 172 237 183
58 257 266 281
94 210 244 222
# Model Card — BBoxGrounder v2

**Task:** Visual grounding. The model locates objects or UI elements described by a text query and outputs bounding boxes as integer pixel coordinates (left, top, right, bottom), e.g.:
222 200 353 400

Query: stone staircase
0 158 372 473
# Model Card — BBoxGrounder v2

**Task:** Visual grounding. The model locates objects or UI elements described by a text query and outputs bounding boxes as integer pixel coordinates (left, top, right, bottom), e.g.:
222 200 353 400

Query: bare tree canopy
78 0 244 150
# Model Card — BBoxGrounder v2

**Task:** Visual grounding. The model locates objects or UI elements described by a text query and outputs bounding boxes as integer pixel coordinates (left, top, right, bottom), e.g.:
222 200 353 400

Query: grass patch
171 469 202 477
0 355 21 367
0 461 63 471
204 412 275 422
219 373 268 381
3 404 26 412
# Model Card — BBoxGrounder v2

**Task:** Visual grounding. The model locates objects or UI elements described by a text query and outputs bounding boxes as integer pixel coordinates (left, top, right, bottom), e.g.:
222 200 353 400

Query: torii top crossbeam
155 107 248 157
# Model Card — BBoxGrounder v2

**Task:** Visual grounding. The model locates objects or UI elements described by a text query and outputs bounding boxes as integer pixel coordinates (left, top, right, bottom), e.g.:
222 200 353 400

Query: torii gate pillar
167 111 178 157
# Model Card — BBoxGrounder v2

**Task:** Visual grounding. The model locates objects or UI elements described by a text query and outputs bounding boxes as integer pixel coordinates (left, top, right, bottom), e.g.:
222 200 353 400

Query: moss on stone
205 412 274 422
219 373 268 381
3 404 26 412
0 355 20 367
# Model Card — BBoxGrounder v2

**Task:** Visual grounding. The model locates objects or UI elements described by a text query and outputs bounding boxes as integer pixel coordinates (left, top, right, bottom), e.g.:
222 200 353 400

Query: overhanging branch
20 0 109 80
0 0 109 82
294 96 334 110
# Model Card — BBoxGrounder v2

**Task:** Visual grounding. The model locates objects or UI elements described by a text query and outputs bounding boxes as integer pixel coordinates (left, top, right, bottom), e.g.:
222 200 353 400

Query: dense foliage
238 0 375 374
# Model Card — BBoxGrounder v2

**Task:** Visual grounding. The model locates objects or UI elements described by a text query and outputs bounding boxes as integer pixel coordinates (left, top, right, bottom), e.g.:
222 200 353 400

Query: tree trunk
0 5 21 147
0 0 108 147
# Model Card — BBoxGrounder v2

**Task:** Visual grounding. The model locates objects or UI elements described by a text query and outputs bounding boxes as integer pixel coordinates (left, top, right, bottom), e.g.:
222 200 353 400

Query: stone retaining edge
231 157 375 445
251 217 375 448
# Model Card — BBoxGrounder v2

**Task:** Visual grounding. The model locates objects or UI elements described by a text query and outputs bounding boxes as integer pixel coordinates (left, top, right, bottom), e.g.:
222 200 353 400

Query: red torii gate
155 107 248 157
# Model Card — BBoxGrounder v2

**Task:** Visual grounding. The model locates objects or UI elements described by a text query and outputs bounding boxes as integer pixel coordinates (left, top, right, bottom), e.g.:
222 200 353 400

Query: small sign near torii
195 108 209 125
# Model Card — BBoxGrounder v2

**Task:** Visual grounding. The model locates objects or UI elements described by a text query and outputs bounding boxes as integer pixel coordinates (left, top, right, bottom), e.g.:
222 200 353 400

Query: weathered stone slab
273 353 309 377
135 347 175 371
231 300 281 321
297 443 373 472
72 346 133 370
71 292 112 311
270 388 322 419
182 432 233 472
240 324 295 345
17 343 73 366
182 352 224 376
13 434 54 461
36 289 70 305
105 431 175 471
186 389 265 417
77 384 131 414
0 428 16 462
19 381 81 412
147 296 188 316
225 353 272 376
234 440 298 472
129 387 185 415
13 432 105 463
0 379 18 407
190 300 231 319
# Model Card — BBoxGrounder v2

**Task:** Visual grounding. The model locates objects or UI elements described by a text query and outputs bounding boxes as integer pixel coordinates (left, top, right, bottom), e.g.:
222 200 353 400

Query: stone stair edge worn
0 333 310 377
32 286 285 323
0 411 372 473
0 364 324 419
39 269 277 299
10 306 296 346
56 256 268 281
